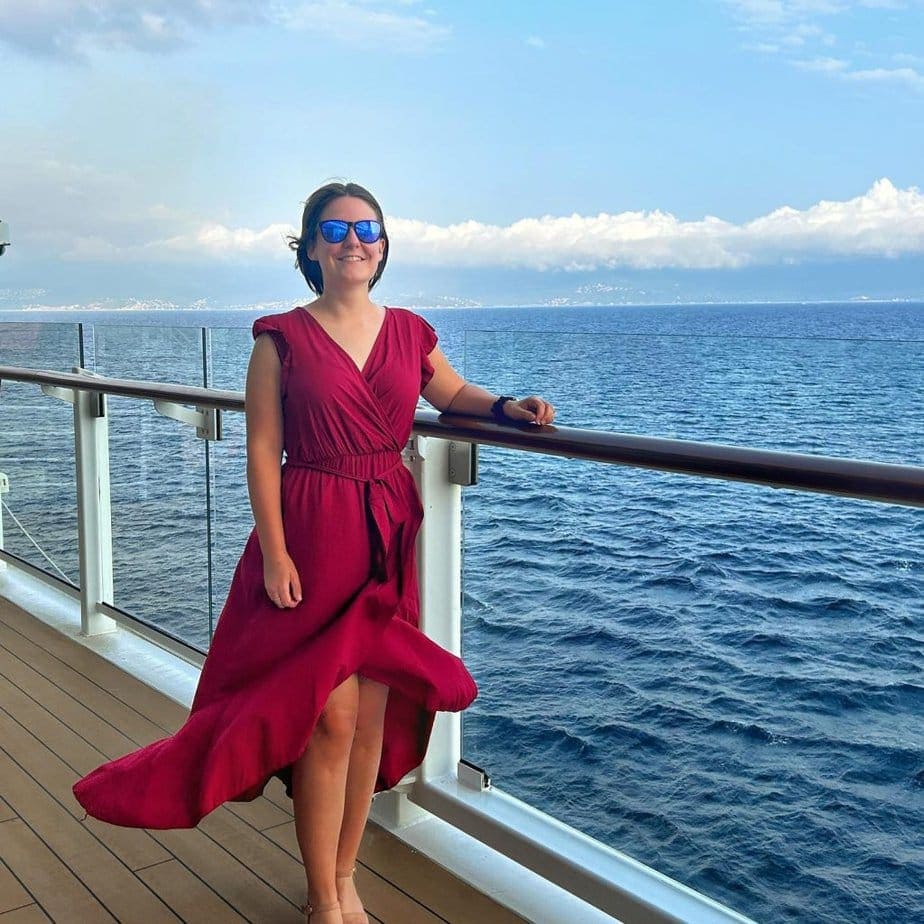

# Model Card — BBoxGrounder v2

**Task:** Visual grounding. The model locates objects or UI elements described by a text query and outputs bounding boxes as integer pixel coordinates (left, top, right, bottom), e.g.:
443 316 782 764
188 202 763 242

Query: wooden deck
0 596 527 923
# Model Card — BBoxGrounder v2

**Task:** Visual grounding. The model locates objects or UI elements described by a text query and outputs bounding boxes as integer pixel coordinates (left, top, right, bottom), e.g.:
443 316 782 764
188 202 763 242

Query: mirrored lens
354 220 382 243
319 220 349 243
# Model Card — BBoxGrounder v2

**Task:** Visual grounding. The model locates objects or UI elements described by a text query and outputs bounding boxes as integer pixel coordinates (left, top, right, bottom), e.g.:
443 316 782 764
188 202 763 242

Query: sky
1 0 923 307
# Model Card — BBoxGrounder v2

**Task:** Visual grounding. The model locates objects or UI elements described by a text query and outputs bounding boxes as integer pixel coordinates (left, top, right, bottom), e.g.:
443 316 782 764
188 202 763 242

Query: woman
73 181 555 924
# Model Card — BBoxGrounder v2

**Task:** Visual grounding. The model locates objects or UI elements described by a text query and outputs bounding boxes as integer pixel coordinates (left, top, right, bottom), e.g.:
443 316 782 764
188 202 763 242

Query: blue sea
1 301 922 923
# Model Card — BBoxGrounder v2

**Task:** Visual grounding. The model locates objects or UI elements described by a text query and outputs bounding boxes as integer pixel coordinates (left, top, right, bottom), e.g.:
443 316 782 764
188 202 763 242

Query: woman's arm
421 345 556 425
245 335 301 607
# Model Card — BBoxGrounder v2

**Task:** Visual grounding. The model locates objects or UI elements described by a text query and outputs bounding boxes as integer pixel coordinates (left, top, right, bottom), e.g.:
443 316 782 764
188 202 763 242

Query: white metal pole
413 434 465 781
372 433 464 829
0 472 8 571
73 368 116 636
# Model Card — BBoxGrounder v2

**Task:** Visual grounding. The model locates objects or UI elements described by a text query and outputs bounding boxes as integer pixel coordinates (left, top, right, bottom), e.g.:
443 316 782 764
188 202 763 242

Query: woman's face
307 195 385 292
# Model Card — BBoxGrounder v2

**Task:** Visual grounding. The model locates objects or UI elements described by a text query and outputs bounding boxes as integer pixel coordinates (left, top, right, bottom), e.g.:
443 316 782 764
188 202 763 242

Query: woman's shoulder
252 306 304 339
385 306 437 339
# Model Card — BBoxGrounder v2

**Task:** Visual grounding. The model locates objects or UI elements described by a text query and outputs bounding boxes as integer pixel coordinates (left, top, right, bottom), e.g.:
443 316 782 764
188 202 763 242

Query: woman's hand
503 395 556 426
262 551 303 608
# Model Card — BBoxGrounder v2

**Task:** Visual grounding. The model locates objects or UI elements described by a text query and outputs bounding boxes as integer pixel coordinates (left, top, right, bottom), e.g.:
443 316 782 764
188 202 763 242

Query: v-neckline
300 306 389 378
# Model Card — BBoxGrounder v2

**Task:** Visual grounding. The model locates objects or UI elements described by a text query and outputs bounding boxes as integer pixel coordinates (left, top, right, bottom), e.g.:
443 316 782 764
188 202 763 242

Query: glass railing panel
89 323 208 385
462 450 922 924
0 321 83 371
0 323 81 585
460 329 923 924
0 388 79 586
460 328 924 462
90 324 212 650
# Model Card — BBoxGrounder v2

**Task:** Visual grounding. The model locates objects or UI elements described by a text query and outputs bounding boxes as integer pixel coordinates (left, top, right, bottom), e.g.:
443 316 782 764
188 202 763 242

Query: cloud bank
4 150 919 271
0 1 259 57
0 0 447 58
150 179 924 270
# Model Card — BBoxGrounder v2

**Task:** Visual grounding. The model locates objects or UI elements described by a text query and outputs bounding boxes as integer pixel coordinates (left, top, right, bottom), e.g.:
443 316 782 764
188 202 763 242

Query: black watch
490 395 517 423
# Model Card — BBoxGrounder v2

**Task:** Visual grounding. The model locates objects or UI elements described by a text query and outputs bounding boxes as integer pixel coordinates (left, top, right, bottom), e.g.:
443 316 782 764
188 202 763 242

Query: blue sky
1 1 923 306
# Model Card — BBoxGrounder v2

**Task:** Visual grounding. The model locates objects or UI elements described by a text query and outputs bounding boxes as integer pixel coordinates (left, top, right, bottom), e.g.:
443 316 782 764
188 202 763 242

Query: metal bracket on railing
153 400 222 440
448 440 478 486
40 383 76 404
458 758 490 791
41 367 106 417
404 434 423 464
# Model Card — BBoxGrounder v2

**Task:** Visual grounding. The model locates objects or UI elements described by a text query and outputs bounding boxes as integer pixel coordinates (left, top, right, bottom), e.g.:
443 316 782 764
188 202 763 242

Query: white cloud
845 65 924 88
377 179 924 270
725 0 924 90
526 36 547 49
739 178 924 260
137 179 924 270
6 152 922 271
158 223 296 259
793 55 849 71
276 0 450 51
0 1 260 58
0 0 448 58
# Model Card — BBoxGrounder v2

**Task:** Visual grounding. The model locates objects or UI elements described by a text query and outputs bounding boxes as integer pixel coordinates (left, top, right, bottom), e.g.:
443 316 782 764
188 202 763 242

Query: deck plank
264 821 446 924
223 786 293 831
0 603 295 817
0 747 180 922
197 808 307 908
0 598 529 924
0 683 170 872
0 904 52 922
0 817 115 923
0 601 188 729
0 616 176 744
0 854 33 915
362 821 530 924
0 798 15 823
135 859 249 924
153 828 305 923
0 633 138 757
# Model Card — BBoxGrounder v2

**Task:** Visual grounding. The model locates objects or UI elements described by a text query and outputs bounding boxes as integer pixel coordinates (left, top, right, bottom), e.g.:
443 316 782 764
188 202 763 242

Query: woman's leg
335 676 389 919
292 673 360 918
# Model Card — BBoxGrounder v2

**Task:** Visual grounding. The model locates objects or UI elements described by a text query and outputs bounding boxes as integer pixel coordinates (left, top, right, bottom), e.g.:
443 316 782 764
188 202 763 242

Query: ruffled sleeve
417 314 439 392
252 315 291 397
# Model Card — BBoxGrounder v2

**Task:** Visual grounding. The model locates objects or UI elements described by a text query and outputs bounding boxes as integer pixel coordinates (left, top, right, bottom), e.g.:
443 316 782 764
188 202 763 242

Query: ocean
1 301 922 923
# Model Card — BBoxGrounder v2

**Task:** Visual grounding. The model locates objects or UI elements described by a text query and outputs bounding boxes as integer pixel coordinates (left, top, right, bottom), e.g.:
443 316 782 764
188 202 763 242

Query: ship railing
1 364 921 924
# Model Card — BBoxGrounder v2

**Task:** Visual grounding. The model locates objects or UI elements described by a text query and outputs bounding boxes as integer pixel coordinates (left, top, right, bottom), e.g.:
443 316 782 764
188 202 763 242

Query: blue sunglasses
318 219 383 244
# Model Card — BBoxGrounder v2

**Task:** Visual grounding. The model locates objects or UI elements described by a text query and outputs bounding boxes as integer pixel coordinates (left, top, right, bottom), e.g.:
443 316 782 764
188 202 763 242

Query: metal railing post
72 368 116 636
372 433 465 828
413 434 465 780
0 471 8 571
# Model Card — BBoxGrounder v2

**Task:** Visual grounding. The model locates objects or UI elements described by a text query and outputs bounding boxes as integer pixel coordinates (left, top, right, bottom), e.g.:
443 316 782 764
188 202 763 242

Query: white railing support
72 367 116 636
152 399 222 440
411 434 465 781
0 471 8 571
372 434 466 830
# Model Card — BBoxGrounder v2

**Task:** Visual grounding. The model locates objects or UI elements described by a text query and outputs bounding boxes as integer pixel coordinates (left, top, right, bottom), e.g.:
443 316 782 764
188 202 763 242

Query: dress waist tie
284 451 404 583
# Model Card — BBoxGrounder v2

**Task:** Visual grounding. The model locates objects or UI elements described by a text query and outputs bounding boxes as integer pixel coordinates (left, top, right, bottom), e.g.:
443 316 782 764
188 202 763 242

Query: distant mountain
1 255 921 309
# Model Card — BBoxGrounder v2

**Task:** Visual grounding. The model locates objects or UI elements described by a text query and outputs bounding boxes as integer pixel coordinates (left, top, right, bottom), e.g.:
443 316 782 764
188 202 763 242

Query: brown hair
286 181 389 294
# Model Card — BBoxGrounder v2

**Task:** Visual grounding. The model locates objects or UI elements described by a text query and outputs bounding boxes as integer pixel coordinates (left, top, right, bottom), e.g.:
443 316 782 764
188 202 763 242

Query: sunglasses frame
317 219 383 245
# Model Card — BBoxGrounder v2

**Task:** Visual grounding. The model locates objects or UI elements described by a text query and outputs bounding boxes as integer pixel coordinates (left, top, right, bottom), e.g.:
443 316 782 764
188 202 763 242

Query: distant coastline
1 296 923 316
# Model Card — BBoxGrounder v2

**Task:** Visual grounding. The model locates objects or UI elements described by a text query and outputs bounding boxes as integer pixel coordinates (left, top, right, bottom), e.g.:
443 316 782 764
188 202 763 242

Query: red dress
72 306 478 829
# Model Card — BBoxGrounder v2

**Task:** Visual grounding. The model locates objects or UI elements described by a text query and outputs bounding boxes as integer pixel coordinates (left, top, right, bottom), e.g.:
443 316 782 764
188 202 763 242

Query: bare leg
335 676 389 920
292 673 359 921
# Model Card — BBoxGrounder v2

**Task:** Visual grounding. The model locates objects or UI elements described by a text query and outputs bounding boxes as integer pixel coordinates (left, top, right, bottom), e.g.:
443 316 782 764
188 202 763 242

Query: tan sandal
299 898 340 922
336 867 370 924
